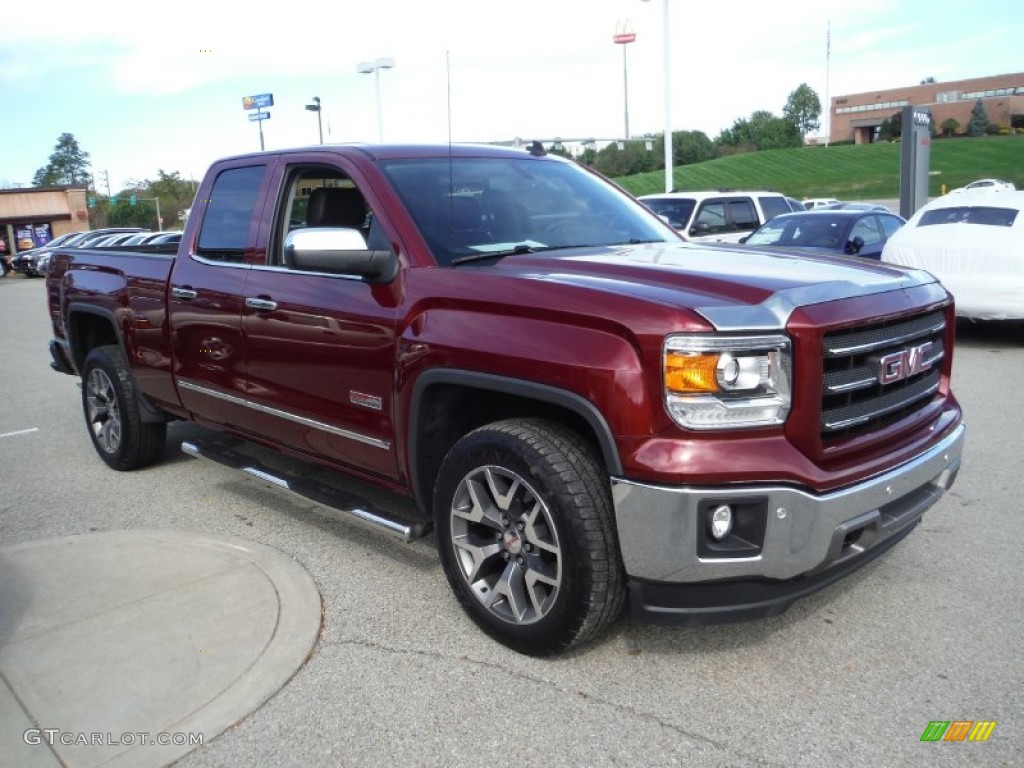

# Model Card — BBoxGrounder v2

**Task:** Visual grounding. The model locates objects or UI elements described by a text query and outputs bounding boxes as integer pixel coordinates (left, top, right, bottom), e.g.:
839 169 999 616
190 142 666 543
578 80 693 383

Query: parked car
12 228 149 277
73 228 148 248
120 233 157 246
802 197 841 210
952 178 1016 193
818 202 893 213
9 231 84 276
882 190 1024 320
142 231 183 245
741 209 906 260
783 196 806 213
638 190 796 243
92 232 144 248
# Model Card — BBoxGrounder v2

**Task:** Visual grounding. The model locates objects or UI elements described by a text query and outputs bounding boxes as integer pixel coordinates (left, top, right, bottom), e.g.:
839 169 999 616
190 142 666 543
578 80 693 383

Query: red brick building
830 72 1024 144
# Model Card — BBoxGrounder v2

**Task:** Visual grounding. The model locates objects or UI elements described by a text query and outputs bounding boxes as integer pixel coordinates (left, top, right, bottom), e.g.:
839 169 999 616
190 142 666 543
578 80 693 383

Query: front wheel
434 419 625 655
81 345 166 470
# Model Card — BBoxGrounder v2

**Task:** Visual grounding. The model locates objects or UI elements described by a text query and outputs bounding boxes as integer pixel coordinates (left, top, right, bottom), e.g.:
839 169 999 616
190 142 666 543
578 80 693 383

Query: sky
1 0 1021 192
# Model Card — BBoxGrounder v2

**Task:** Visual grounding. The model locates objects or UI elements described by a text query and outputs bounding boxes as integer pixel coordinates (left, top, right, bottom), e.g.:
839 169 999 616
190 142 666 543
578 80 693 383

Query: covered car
881 190 1024 320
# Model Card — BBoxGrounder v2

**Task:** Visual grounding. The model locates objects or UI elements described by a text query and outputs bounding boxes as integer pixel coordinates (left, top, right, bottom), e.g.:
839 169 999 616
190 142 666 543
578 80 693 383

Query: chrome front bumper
611 423 965 585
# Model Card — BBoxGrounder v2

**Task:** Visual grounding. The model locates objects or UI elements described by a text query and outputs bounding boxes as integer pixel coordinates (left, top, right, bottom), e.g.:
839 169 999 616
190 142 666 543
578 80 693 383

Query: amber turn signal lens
664 352 719 393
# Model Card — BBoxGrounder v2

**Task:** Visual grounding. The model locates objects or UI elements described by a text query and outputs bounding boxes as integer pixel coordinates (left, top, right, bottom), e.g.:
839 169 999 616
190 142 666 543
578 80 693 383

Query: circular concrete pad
0 530 321 768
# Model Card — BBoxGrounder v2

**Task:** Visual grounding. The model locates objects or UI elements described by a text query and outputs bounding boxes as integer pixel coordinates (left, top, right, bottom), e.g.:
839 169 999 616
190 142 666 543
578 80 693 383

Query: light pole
642 0 673 192
356 57 396 142
305 96 323 144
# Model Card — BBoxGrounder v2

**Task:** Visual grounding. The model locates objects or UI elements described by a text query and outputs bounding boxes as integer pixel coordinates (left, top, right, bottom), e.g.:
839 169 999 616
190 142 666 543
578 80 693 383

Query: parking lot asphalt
1 274 1021 767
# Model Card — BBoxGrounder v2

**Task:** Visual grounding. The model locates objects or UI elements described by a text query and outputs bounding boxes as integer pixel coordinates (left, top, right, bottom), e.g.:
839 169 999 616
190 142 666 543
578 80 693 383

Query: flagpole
825 21 831 146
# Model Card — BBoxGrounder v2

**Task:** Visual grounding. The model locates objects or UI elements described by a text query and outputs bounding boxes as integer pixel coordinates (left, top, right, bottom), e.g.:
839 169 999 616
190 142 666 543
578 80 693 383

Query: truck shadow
158 421 438 572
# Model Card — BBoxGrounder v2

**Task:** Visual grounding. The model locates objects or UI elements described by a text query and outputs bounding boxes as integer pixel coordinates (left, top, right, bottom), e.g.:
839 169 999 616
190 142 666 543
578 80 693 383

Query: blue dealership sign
242 93 274 110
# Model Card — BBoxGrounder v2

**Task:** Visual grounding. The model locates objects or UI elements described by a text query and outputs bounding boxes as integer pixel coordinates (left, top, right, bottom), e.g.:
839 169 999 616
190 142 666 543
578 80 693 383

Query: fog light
710 505 733 540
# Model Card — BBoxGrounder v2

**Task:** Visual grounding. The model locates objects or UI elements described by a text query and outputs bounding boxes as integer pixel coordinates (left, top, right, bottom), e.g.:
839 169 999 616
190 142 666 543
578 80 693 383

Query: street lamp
642 0 673 192
356 57 396 142
305 96 323 145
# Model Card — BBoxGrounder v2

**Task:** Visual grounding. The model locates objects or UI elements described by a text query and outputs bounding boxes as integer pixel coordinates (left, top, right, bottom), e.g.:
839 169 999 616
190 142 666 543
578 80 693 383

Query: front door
238 160 401 481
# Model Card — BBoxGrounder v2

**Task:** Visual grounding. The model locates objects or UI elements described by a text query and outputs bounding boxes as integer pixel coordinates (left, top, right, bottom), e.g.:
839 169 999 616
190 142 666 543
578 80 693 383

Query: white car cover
882 190 1024 320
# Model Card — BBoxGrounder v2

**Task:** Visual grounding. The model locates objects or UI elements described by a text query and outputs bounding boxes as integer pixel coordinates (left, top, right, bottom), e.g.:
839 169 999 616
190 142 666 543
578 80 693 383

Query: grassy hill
614 135 1024 200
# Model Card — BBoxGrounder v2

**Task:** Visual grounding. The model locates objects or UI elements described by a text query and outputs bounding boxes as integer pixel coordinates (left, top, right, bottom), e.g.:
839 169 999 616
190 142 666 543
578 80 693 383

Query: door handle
245 297 278 312
171 286 198 300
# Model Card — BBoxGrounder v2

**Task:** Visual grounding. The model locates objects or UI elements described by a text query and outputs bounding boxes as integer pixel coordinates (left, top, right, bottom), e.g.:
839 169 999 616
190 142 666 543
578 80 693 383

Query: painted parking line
0 427 39 438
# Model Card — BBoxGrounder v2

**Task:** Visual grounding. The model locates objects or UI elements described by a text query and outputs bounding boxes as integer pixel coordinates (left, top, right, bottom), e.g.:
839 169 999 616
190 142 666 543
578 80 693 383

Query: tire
81 345 167 471
433 418 625 655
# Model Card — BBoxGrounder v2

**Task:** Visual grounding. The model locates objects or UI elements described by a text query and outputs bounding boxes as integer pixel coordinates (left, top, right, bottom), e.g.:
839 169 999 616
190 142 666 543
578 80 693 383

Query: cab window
195 165 266 262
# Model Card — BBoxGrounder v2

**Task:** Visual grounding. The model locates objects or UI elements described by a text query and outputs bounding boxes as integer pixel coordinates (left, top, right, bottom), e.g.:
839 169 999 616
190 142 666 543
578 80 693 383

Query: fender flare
407 369 623 512
67 303 167 424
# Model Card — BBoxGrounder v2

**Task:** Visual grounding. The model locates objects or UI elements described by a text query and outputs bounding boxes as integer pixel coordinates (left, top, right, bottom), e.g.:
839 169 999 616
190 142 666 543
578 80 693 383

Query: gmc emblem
875 341 934 385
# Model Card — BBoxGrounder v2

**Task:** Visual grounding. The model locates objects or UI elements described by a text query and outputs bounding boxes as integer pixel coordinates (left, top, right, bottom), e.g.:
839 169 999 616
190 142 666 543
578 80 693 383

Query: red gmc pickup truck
46 143 965 655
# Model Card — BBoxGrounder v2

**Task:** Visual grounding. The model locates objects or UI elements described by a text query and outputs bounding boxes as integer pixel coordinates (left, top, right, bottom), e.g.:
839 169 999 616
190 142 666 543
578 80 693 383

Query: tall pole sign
243 93 274 151
613 21 636 140
899 106 932 219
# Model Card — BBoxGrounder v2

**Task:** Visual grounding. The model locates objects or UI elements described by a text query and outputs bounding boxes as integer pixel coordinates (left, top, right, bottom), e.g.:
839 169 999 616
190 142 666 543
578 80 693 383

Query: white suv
638 190 798 243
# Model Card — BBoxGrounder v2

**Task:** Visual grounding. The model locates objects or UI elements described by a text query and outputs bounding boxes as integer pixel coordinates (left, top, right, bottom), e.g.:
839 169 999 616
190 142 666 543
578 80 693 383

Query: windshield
378 156 677 266
746 214 851 248
640 197 696 230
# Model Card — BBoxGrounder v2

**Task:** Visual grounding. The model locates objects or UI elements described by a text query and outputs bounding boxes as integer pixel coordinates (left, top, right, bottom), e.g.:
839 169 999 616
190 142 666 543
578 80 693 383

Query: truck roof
213 143 556 164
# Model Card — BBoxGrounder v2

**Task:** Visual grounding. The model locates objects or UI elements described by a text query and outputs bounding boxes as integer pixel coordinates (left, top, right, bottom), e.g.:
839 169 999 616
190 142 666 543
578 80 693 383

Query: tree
782 83 822 137
671 130 714 166
920 76 937 84
878 111 904 142
591 140 657 177
717 110 802 152
147 170 197 228
940 117 960 138
32 133 91 187
967 99 990 136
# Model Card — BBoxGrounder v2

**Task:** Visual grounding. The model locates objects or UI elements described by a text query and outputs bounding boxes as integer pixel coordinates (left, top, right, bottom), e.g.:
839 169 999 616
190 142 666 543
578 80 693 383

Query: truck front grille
820 310 946 442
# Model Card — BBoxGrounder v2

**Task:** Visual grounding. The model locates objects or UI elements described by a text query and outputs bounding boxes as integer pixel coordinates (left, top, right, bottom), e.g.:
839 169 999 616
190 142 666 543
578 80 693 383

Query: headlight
663 334 791 430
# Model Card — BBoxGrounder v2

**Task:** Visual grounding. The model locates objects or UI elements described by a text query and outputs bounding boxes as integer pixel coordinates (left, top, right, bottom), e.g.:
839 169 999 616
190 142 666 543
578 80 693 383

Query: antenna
447 50 454 249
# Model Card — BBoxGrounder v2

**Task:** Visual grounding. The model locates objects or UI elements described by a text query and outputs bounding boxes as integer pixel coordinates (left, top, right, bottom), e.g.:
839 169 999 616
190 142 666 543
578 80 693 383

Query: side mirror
738 236 749 244
284 228 398 283
689 222 711 237
845 235 865 255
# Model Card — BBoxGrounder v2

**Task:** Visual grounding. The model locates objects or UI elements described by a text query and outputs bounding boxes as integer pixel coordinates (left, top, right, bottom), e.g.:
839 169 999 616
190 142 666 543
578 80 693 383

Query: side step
181 439 431 542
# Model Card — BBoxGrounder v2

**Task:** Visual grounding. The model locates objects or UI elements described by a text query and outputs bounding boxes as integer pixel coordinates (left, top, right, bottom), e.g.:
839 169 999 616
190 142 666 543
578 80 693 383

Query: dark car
741 209 906 260
9 231 84 276
817 202 893 212
11 228 148 277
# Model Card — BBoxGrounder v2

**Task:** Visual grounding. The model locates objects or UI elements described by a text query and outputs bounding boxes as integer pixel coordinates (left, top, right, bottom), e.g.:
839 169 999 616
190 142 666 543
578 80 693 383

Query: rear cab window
195 165 268 263
918 206 1018 228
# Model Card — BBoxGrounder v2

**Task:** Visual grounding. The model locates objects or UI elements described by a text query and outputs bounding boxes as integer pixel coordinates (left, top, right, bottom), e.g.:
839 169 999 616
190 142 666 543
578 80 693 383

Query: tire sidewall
81 347 141 470
434 425 598 655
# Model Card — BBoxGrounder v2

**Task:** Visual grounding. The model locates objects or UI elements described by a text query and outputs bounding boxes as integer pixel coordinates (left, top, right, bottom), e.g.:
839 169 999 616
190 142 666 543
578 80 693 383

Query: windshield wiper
451 244 543 267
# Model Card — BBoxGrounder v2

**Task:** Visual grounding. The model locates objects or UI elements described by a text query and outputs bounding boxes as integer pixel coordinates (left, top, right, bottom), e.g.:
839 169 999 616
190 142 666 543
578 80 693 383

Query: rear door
168 160 273 428
690 196 759 243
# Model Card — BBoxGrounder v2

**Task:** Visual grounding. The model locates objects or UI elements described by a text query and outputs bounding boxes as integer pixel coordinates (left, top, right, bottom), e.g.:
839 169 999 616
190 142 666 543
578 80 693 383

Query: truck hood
497 241 940 331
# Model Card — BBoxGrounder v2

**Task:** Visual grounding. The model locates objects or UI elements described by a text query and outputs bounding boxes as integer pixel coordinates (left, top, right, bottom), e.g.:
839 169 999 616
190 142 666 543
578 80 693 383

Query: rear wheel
434 418 624 655
81 345 166 470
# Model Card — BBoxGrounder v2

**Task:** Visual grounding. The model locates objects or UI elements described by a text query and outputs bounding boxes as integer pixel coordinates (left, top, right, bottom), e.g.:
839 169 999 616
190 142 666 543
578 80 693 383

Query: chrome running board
181 439 430 542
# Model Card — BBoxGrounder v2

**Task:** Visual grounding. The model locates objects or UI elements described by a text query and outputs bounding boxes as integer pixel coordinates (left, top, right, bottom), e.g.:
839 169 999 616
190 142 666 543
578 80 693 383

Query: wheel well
69 312 119 372
413 383 612 514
